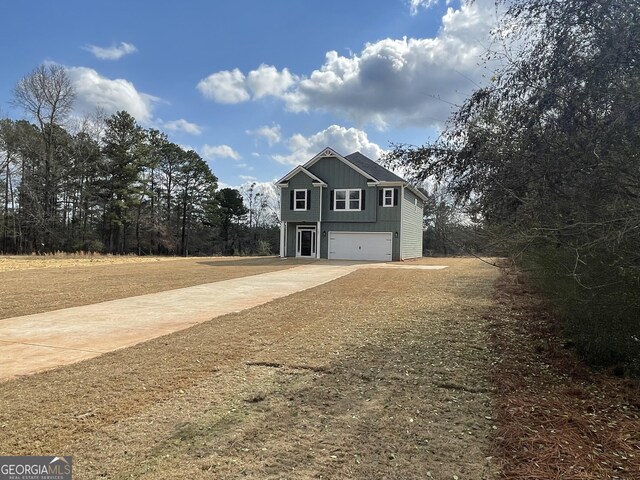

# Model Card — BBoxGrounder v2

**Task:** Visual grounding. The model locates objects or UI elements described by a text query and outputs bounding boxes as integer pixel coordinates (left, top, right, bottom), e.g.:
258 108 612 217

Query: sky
0 0 500 192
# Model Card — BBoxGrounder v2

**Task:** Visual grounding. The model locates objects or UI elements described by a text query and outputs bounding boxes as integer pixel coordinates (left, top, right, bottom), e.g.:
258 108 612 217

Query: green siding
308 157 376 223
280 172 321 223
279 155 422 261
400 188 424 259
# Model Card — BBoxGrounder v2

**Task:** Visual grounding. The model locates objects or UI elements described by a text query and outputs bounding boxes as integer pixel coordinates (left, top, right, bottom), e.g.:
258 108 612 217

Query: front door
296 226 316 257
300 231 312 256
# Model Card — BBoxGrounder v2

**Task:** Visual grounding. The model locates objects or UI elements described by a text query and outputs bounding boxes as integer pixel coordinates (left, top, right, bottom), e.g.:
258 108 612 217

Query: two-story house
277 147 426 261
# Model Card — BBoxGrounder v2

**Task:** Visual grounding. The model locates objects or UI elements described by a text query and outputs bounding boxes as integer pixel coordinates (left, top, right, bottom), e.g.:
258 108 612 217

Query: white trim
280 221 285 257
334 188 361 211
295 225 317 258
318 187 323 259
400 185 405 260
276 165 327 186
382 188 395 207
293 189 308 211
377 181 427 202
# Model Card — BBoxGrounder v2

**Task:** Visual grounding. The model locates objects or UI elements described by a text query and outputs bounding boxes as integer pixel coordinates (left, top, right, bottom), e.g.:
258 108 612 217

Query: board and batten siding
400 188 424 259
308 156 376 223
280 172 321 223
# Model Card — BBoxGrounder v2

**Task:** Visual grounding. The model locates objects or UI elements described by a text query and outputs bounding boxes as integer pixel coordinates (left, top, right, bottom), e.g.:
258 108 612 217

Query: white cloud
197 65 296 104
197 0 496 129
162 118 202 135
246 64 297 99
66 66 158 123
239 175 257 181
83 42 137 60
289 0 495 128
197 69 250 103
201 144 241 161
272 125 385 165
408 0 439 16
246 124 281 146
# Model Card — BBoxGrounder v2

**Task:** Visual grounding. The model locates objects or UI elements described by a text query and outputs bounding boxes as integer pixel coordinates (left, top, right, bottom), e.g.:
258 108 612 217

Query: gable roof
276 165 327 186
344 152 406 183
277 147 427 201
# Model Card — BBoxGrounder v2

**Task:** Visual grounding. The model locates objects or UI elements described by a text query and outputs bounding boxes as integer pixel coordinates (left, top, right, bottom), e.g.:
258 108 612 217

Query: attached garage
328 231 392 261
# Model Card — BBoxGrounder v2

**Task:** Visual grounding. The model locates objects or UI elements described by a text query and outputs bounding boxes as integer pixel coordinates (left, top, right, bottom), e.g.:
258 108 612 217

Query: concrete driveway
0 261 447 381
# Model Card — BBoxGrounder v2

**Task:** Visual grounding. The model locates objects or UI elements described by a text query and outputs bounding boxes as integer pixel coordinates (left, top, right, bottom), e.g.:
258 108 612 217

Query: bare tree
12 64 75 250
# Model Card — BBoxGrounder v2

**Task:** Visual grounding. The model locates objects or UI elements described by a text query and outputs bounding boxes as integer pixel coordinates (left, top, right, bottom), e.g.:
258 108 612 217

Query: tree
12 64 75 250
387 0 640 371
214 188 247 254
174 150 217 256
101 111 145 253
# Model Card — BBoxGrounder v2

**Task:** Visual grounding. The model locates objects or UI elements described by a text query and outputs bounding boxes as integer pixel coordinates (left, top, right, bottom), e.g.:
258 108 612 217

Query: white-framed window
335 189 361 211
383 188 394 207
294 189 308 211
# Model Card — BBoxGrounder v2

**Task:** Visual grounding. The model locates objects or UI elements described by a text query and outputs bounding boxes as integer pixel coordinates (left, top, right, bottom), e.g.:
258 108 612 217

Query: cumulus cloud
272 125 385 165
83 42 137 60
197 69 250 103
162 118 202 135
288 0 495 127
197 65 296 104
201 144 241 161
66 66 158 123
246 64 297 99
197 0 495 129
408 0 439 16
246 124 281 146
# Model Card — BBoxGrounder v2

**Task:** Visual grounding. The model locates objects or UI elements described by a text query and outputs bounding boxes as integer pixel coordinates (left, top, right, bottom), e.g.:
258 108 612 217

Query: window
334 189 361 211
294 189 307 211
379 187 398 207
383 188 394 207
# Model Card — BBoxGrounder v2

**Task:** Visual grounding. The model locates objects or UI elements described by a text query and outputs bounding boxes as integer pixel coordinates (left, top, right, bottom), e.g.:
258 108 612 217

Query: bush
522 246 640 376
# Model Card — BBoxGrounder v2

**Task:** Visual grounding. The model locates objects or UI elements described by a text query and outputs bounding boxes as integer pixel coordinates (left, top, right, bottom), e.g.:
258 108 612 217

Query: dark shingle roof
345 151 406 183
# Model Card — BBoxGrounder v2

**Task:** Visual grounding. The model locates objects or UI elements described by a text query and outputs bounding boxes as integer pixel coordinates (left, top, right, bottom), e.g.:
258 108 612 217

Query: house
276 147 426 261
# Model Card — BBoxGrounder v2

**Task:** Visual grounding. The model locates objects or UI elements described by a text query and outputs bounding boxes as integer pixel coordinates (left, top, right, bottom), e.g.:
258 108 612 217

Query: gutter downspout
400 185 405 261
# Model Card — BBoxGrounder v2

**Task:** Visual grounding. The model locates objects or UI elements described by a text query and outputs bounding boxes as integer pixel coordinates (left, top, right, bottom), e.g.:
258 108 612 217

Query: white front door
328 231 393 261
296 226 316 257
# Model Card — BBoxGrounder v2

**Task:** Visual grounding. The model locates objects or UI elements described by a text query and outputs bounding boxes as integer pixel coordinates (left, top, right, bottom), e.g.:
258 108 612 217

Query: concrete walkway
0 261 448 381
0 263 366 381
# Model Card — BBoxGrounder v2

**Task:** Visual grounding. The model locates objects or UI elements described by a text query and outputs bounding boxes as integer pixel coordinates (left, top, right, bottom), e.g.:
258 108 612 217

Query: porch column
316 221 321 259
280 221 286 257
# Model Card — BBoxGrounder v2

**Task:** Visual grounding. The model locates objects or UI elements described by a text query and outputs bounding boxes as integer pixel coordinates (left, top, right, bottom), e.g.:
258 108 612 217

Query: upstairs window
379 187 398 207
335 189 361 211
383 188 394 207
293 189 308 211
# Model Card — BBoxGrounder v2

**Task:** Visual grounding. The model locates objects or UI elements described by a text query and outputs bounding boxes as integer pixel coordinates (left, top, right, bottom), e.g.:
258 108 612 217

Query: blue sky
0 0 498 190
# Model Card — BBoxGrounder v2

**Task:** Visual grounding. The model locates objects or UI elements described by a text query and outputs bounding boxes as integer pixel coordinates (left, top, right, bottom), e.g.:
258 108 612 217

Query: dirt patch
0 258 499 479
489 268 640 479
0 256 310 319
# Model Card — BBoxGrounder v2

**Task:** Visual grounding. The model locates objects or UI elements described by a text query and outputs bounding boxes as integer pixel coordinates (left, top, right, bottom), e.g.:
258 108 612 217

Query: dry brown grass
489 268 640 480
0 256 310 319
0 258 500 479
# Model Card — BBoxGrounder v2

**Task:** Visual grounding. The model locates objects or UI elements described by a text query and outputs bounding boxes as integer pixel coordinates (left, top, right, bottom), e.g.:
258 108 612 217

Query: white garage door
328 232 392 261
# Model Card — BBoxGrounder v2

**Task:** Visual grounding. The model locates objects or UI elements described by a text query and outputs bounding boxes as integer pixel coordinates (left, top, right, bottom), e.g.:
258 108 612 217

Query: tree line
388 0 640 374
0 65 279 256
